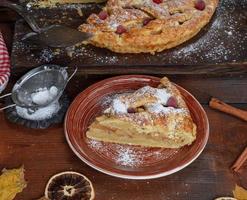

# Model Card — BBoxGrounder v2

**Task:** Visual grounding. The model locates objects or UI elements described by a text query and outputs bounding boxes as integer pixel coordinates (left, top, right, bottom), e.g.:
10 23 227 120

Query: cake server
0 0 92 48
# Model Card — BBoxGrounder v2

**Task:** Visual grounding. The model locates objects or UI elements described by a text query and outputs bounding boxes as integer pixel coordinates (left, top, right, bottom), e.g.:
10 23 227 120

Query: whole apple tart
79 0 218 54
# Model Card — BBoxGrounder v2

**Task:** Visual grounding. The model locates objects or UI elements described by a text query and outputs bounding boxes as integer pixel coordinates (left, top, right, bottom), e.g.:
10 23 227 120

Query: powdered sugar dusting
65 45 120 64
39 49 54 62
16 101 60 120
26 0 99 9
88 139 142 167
112 99 128 113
166 0 247 64
87 139 179 167
154 87 171 104
146 104 186 114
116 146 141 166
88 139 103 150
31 86 58 106
105 86 172 114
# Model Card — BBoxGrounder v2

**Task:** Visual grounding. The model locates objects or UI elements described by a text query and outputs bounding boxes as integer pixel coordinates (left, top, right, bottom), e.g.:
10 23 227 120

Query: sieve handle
0 93 15 111
67 66 78 83
0 93 11 99
0 104 16 111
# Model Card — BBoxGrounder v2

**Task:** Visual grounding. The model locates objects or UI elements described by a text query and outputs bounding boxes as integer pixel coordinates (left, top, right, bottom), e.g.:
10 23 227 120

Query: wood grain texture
4 74 247 105
0 1 247 198
0 105 246 200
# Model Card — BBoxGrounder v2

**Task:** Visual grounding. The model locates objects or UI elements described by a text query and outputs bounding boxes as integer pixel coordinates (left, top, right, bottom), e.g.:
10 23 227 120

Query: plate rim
64 75 209 179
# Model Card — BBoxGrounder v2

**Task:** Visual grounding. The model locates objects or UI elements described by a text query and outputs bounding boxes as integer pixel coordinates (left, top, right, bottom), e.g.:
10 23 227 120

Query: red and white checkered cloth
0 32 11 93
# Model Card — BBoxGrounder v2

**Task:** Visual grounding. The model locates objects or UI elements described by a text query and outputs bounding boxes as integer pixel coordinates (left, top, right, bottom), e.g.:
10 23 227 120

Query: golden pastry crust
86 77 197 148
79 0 218 53
28 0 106 8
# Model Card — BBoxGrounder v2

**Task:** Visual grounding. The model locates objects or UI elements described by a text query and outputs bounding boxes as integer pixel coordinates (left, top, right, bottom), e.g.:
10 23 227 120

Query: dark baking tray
11 0 247 75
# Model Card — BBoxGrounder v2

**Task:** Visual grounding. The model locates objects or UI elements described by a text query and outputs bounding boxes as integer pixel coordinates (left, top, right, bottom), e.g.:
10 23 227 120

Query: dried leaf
233 184 247 200
0 166 27 200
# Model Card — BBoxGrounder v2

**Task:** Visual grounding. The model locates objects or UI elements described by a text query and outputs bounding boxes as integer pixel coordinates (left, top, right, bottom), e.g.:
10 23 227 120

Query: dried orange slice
45 171 95 200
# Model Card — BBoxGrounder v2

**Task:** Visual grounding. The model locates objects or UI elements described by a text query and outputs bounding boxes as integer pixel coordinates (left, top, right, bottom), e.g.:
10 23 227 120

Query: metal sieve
0 64 77 111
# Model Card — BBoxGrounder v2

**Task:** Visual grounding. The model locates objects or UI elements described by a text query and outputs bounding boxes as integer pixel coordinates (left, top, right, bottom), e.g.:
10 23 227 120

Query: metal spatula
1 0 92 48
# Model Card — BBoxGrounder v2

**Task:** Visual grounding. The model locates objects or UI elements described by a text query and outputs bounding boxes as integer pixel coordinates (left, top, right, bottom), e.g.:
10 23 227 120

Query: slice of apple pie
86 77 196 148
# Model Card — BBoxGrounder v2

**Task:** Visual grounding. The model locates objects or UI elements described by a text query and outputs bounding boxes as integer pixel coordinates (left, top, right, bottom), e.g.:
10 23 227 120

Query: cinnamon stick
231 147 247 172
209 98 247 122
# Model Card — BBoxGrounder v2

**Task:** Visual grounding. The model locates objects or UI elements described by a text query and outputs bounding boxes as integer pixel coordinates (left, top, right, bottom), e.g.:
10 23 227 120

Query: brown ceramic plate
64 75 209 179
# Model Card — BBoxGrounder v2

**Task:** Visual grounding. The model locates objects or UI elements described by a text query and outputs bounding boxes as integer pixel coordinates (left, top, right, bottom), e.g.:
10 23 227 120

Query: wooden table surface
1 101 247 200
1 1 247 199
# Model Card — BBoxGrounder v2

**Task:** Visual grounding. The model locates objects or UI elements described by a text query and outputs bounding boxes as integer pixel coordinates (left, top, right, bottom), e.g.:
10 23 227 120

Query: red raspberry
195 0 206 11
143 18 152 26
167 96 178 108
98 11 108 20
153 0 163 4
116 25 127 34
